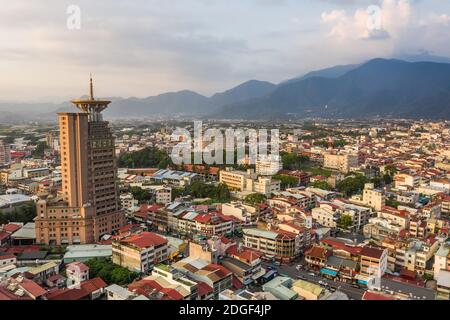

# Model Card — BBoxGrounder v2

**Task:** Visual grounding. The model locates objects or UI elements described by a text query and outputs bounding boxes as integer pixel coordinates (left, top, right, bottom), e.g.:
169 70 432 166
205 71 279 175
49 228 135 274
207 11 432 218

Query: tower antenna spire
89 73 94 100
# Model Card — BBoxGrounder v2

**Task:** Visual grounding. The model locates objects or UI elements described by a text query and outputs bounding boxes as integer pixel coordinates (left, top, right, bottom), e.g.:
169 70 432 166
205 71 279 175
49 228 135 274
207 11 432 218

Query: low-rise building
112 232 169 273
66 262 89 288
243 228 300 262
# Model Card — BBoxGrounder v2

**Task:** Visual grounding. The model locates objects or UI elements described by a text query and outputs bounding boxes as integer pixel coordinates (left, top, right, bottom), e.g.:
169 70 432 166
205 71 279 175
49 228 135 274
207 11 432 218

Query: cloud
0 0 449 101
321 0 413 40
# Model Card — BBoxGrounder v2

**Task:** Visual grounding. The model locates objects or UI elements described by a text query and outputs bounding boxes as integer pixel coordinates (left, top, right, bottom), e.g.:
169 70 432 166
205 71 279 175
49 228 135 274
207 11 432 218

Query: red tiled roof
0 287 32 300
196 281 213 297
19 279 47 298
203 264 232 278
0 245 40 255
118 224 141 233
128 279 182 300
362 291 396 300
2 224 22 234
66 261 89 273
320 239 362 255
0 254 16 260
0 232 10 242
46 288 88 300
305 246 331 259
80 277 107 294
226 244 261 263
360 246 385 259
232 275 243 290
120 232 167 248
47 274 65 283
220 236 233 244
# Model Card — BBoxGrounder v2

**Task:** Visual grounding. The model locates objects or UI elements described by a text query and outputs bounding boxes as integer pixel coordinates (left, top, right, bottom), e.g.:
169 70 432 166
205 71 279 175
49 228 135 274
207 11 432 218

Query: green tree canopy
186 182 230 203
0 203 36 225
273 175 298 189
130 186 153 203
281 152 309 170
117 147 173 169
338 214 353 230
84 257 139 285
337 175 368 197
309 180 332 190
244 193 267 206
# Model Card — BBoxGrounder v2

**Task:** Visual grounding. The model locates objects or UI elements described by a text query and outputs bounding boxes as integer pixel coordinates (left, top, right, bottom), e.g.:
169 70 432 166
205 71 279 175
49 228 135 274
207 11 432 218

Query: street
265 262 366 300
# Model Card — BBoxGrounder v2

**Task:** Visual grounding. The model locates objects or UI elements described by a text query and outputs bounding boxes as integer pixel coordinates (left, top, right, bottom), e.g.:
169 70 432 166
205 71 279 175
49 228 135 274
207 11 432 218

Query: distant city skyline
1 0 450 101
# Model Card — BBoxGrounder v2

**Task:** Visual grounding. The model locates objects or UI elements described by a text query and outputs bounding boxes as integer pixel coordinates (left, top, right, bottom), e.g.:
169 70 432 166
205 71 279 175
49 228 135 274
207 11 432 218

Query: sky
0 0 449 102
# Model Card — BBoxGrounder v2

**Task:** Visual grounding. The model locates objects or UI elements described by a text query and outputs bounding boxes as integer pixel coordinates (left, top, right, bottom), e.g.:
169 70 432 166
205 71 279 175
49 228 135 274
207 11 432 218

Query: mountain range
1 54 450 122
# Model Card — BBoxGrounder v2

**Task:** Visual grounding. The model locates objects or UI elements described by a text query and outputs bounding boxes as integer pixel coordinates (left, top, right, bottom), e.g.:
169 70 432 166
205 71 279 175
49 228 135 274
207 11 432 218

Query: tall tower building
0 140 11 166
35 77 125 245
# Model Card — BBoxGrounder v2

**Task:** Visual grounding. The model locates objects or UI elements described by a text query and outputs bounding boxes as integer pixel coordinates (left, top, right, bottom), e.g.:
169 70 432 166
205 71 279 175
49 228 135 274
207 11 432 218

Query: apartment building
150 264 200 300
112 232 169 273
221 202 259 225
222 244 265 285
312 200 371 231
255 155 282 176
305 246 332 269
441 196 450 216
174 211 235 238
172 257 232 298
219 168 280 196
0 140 11 166
156 187 172 205
434 243 450 280
219 168 252 191
242 228 300 262
350 183 385 212
323 153 359 173
378 207 410 230
270 189 316 209
395 238 439 275
23 167 50 179
359 246 388 279
394 173 420 190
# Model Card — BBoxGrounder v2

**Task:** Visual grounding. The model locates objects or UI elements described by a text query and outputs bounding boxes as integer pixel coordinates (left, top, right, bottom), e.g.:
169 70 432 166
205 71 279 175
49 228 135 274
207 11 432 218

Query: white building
256 155 282 176
66 261 89 288
323 153 358 173
156 187 172 205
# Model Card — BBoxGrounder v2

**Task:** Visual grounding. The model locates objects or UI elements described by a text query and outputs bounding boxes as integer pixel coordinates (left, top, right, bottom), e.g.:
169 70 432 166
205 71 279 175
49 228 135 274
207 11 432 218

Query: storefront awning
320 268 338 277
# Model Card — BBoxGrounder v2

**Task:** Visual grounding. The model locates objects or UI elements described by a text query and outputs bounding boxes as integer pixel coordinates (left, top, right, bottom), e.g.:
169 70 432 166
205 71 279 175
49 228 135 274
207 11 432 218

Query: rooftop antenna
89 73 94 100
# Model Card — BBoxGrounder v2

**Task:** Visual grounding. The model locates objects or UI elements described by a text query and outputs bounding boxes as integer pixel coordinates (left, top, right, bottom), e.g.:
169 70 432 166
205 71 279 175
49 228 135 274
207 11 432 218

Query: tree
383 174 393 185
117 147 173 169
33 142 47 158
244 193 267 206
84 257 139 285
171 188 184 201
281 152 309 170
338 215 353 230
130 186 152 203
309 180 332 190
273 175 298 189
185 181 230 203
337 175 368 197
0 203 36 225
